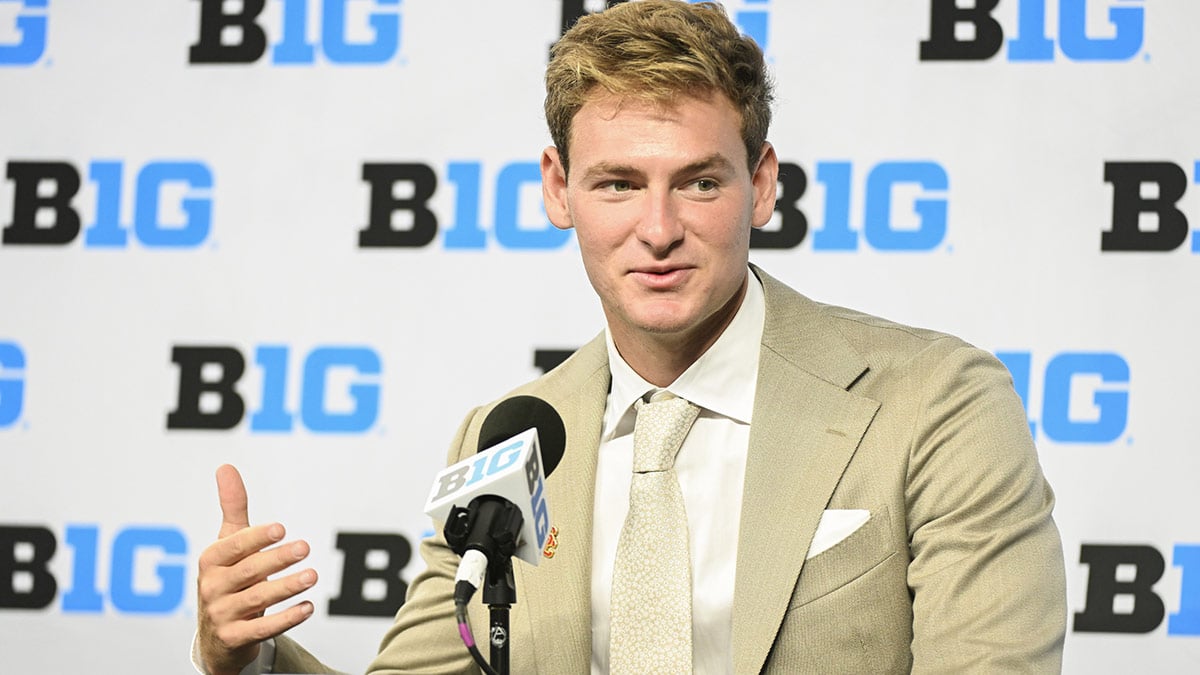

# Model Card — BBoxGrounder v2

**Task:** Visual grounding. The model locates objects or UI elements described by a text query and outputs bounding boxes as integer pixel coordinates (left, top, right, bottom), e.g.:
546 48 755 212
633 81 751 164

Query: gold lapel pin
542 526 560 559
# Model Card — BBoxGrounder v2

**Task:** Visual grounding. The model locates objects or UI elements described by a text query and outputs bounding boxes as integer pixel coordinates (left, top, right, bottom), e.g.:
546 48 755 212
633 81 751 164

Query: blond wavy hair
545 0 774 175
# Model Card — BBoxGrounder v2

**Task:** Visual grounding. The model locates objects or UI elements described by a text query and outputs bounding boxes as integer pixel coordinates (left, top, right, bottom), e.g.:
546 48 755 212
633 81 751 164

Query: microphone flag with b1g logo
423 427 551 567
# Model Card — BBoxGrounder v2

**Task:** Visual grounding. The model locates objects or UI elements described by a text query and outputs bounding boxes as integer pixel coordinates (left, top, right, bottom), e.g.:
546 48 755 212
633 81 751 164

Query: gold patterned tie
609 391 700 674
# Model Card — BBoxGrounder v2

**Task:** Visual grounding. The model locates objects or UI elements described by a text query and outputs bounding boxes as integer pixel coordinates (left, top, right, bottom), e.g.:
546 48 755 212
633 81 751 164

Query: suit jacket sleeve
905 344 1066 672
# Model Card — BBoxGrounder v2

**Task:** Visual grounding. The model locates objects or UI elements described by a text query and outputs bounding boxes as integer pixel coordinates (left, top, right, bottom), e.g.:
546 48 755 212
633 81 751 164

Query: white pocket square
807 509 870 559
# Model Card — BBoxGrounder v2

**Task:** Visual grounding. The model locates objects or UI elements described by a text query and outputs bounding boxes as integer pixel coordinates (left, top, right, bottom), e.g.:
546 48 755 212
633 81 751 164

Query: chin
628 309 698 336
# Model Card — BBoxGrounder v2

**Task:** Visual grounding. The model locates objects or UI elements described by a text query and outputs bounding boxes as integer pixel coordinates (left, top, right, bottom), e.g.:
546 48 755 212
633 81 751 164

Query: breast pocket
788 504 899 610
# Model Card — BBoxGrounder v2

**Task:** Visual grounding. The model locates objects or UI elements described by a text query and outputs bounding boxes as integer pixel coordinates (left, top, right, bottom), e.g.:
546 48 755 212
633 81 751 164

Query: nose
635 188 684 255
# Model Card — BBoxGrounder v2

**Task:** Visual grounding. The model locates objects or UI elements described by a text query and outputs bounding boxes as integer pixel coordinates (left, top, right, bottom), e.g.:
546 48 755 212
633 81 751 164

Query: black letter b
1074 544 1165 633
328 533 411 617
920 0 1003 61
1102 162 1189 251
0 526 58 609
189 0 268 64
167 346 246 430
3 162 82 245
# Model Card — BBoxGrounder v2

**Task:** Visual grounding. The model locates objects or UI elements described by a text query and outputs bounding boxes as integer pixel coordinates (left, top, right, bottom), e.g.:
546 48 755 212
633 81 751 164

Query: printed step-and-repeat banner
2 1 1197 672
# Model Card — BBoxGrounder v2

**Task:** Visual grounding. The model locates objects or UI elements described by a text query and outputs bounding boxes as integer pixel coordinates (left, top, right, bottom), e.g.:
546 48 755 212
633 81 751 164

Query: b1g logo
524 446 550 547
167 344 382 433
358 159 950 252
190 0 403 65
0 524 188 614
0 341 24 428
359 161 569 251
0 0 47 66
1074 543 1200 636
921 0 1145 62
561 0 771 53
1 160 214 249
995 351 1129 444
758 161 949 252
1102 161 1200 253
0 524 415 618
429 440 528 502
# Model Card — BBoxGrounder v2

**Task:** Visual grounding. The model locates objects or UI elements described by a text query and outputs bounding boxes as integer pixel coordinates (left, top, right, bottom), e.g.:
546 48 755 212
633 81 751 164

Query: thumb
215 463 251 538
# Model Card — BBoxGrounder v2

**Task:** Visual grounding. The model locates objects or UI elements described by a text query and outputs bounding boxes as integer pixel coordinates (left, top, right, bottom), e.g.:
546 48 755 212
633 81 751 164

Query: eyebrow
579 153 738 183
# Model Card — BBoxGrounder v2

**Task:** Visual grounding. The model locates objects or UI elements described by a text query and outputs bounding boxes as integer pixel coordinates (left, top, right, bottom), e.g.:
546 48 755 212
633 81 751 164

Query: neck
613 278 748 387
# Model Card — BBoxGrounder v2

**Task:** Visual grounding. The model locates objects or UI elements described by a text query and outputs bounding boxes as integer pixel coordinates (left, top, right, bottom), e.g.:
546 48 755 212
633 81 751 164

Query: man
196 2 1067 673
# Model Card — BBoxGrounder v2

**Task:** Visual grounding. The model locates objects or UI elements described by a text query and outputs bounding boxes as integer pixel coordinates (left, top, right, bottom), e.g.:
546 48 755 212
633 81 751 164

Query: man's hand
196 464 318 675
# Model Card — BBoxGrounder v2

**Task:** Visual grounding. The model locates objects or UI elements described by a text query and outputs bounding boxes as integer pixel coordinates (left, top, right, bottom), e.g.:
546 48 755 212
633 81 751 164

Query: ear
541 146 573 230
750 142 779 229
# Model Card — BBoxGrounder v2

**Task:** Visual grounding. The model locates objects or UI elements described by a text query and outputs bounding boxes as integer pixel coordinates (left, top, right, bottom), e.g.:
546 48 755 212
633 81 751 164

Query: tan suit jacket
281 267 1066 673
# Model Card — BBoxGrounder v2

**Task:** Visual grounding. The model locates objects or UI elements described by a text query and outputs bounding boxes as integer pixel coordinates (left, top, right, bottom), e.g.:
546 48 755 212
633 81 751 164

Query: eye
606 180 632 193
695 178 717 192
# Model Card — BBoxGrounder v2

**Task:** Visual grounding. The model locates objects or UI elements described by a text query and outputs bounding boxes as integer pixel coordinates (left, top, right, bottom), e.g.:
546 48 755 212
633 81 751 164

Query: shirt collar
602 269 765 438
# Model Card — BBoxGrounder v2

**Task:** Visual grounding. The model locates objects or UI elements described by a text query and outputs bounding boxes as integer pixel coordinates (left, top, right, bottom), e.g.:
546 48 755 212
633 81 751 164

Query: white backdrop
1 1 1198 672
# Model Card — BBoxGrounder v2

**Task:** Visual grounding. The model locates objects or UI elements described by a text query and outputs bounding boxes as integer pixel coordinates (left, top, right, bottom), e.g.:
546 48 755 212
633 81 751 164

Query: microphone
423 396 566 585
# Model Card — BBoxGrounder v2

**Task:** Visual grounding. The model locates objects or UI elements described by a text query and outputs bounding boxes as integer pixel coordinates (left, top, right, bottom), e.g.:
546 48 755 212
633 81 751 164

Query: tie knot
632 392 699 472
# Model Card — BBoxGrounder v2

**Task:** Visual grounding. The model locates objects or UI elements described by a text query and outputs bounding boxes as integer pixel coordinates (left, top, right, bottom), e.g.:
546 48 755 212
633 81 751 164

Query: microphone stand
483 557 516 675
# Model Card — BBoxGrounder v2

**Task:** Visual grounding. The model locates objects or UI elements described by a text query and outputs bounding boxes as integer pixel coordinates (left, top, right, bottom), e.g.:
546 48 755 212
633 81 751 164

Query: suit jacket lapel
731 269 881 674
512 335 610 674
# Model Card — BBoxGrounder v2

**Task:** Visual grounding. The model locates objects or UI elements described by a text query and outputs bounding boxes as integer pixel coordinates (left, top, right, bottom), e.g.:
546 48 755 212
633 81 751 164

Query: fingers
205 566 319 628
200 521 287 572
198 538 317 662
201 599 315 675
216 464 251 539
233 568 318 619
200 528 310 594
234 599 315 644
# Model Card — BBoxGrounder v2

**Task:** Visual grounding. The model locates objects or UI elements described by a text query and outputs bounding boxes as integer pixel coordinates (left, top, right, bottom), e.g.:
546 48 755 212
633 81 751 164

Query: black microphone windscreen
477 396 566 477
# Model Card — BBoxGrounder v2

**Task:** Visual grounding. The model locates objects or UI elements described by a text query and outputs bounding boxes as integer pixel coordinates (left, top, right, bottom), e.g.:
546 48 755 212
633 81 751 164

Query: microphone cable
454 570 500 675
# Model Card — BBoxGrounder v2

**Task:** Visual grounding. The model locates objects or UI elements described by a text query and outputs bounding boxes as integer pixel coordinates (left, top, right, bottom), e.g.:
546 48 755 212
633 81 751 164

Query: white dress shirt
591 271 765 675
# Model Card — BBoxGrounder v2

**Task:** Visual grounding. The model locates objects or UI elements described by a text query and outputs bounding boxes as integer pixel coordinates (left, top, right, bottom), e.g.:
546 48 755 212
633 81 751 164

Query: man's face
541 90 778 355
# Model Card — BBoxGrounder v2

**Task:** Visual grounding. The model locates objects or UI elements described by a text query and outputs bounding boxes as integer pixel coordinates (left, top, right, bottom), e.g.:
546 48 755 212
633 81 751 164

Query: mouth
629 265 693 289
